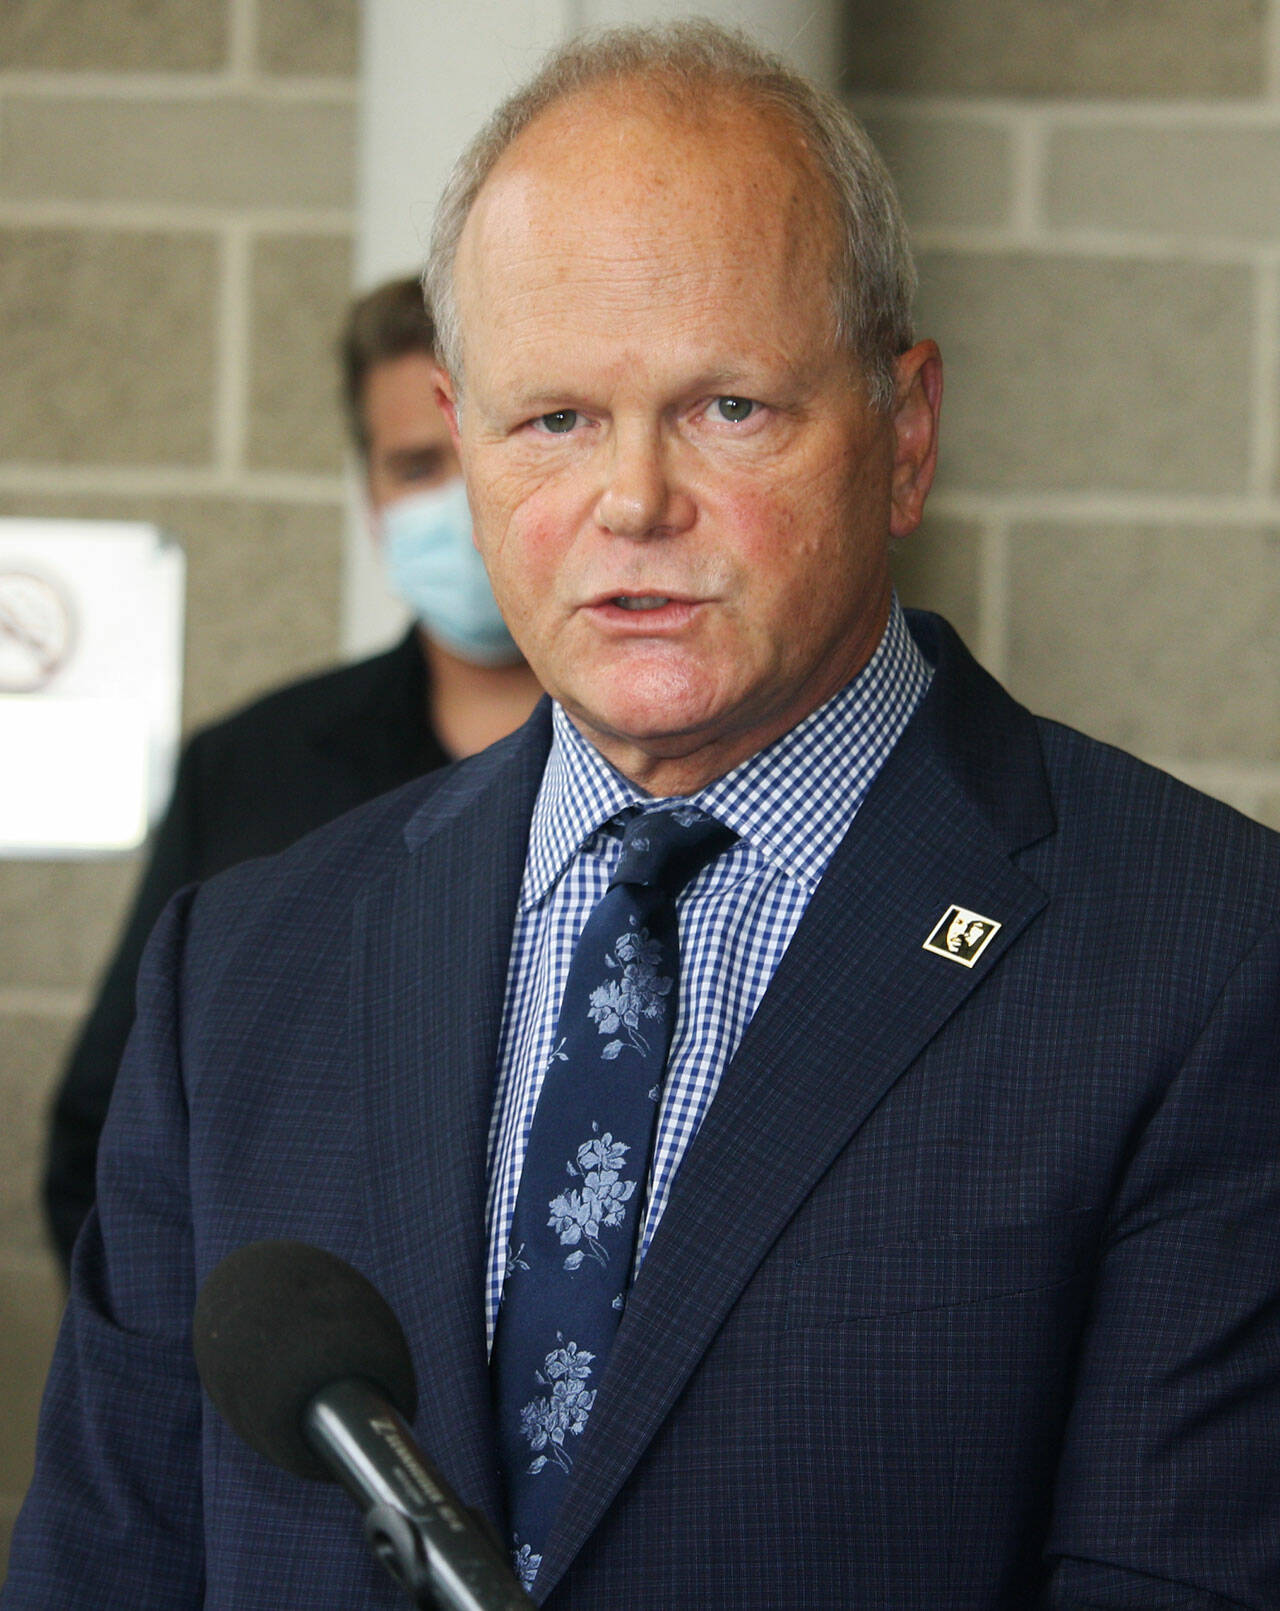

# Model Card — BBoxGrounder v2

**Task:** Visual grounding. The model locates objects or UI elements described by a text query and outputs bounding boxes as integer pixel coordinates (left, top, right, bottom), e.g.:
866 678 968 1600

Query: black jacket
43 630 446 1268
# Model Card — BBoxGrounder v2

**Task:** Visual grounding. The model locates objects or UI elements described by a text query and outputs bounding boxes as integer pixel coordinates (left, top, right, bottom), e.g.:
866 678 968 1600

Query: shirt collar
522 594 931 907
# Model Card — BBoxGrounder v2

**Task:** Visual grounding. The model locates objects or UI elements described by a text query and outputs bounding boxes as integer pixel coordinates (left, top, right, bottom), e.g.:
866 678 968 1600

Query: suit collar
533 617 1057 1595
904 609 1056 852
401 698 553 850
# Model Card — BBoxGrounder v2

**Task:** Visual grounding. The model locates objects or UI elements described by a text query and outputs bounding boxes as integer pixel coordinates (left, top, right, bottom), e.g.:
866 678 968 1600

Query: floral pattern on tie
520 1338 597 1475
493 806 739 1567
512 1541 542 1592
587 917 673 1060
548 1131 636 1270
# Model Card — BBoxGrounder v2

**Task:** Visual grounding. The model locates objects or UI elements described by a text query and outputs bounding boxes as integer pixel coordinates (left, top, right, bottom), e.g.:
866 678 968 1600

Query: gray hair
424 19 916 411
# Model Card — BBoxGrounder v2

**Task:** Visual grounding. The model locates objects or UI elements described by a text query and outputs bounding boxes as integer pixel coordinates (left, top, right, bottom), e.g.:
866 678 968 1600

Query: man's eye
713 396 755 423
538 410 578 433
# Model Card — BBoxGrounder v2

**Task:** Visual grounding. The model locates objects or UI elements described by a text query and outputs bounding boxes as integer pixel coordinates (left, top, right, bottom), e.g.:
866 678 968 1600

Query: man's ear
888 341 942 542
433 365 463 453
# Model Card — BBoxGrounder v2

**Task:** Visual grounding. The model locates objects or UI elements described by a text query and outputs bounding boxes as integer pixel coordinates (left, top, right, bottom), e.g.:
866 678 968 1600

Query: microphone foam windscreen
193 1239 419 1480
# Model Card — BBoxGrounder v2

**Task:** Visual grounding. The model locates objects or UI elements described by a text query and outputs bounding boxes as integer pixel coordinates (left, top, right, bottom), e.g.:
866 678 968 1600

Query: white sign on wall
0 519 184 856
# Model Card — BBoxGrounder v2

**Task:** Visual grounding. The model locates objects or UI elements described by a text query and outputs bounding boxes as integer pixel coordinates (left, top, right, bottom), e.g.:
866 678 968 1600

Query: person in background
41 278 542 1269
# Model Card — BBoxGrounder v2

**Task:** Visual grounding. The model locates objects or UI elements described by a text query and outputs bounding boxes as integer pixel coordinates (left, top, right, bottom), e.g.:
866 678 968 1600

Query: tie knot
610 806 736 898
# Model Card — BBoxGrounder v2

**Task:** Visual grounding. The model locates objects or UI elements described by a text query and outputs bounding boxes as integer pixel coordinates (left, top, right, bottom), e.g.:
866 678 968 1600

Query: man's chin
560 686 717 757
557 686 759 794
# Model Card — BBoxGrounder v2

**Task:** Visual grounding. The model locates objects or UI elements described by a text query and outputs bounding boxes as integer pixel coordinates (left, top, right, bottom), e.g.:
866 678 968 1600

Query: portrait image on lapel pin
923 906 1002 968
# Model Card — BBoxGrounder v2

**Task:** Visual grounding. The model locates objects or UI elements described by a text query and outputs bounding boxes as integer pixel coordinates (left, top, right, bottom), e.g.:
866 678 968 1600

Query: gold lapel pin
922 905 1002 968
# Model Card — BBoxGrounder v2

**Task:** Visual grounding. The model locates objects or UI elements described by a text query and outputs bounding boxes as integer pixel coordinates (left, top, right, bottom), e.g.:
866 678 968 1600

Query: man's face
362 350 460 515
440 91 939 793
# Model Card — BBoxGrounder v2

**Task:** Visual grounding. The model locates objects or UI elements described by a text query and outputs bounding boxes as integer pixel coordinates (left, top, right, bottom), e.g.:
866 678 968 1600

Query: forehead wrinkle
465 250 813 403
475 247 767 333
462 187 827 347
470 170 805 269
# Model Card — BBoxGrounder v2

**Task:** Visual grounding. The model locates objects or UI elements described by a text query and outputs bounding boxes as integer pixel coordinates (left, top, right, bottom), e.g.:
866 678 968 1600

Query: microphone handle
303 1378 533 1611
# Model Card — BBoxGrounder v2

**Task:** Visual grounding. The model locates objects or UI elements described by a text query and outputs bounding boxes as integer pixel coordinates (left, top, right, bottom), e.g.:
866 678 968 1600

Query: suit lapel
353 704 552 1524
535 620 1057 1594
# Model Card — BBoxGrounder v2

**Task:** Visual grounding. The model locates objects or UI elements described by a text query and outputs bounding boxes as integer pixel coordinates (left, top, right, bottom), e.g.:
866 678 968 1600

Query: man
41 278 542 1269
8 23 1280 1609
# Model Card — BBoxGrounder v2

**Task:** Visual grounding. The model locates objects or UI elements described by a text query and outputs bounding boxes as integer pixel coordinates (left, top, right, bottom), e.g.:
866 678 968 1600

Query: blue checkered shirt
484 597 931 1346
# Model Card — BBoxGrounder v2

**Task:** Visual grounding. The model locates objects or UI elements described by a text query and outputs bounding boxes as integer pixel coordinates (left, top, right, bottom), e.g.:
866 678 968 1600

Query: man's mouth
585 591 704 627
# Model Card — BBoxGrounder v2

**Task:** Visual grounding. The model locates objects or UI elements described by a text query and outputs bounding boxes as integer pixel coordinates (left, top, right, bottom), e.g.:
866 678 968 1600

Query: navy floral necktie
492 804 736 1592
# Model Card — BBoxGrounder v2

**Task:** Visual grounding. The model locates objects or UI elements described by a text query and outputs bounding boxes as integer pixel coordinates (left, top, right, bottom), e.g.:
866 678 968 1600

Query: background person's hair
425 19 916 411
339 277 438 456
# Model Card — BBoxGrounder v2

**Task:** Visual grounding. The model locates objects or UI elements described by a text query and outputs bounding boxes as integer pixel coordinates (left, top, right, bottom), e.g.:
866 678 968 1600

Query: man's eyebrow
501 388 593 413
497 365 792 414
695 367 763 390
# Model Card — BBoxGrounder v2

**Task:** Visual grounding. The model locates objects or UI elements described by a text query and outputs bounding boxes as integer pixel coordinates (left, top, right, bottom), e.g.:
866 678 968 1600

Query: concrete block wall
3 0 1280 1579
864 0 1280 826
0 0 358 1572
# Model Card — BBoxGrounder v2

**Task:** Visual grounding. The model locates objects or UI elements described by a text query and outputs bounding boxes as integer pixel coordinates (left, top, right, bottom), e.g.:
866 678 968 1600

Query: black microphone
193 1239 533 1611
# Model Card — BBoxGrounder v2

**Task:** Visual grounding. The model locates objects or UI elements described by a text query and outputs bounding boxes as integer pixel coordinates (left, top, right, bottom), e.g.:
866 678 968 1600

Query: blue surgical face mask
380 479 522 666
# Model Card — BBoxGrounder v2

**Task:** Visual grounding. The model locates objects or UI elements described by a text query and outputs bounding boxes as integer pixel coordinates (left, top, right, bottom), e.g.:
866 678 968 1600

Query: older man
6 23 1280 1611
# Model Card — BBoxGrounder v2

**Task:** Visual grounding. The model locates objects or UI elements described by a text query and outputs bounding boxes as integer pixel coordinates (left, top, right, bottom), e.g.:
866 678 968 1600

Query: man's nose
593 424 695 538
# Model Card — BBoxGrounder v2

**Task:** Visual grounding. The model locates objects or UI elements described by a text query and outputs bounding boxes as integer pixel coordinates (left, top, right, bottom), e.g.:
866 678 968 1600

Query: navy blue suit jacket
7 614 1280 1609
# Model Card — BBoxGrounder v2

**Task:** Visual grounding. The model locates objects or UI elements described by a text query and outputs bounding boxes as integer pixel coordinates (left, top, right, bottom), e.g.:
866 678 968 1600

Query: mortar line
848 93 1280 127
927 489 1280 524
0 71 356 102
0 986 90 1017
978 515 1011 680
1267 0 1280 99
912 224 1275 266
0 464 346 501
215 224 253 479
0 1247 68 1283
1249 262 1279 500
0 201 355 234
1007 109 1045 243
228 0 256 85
